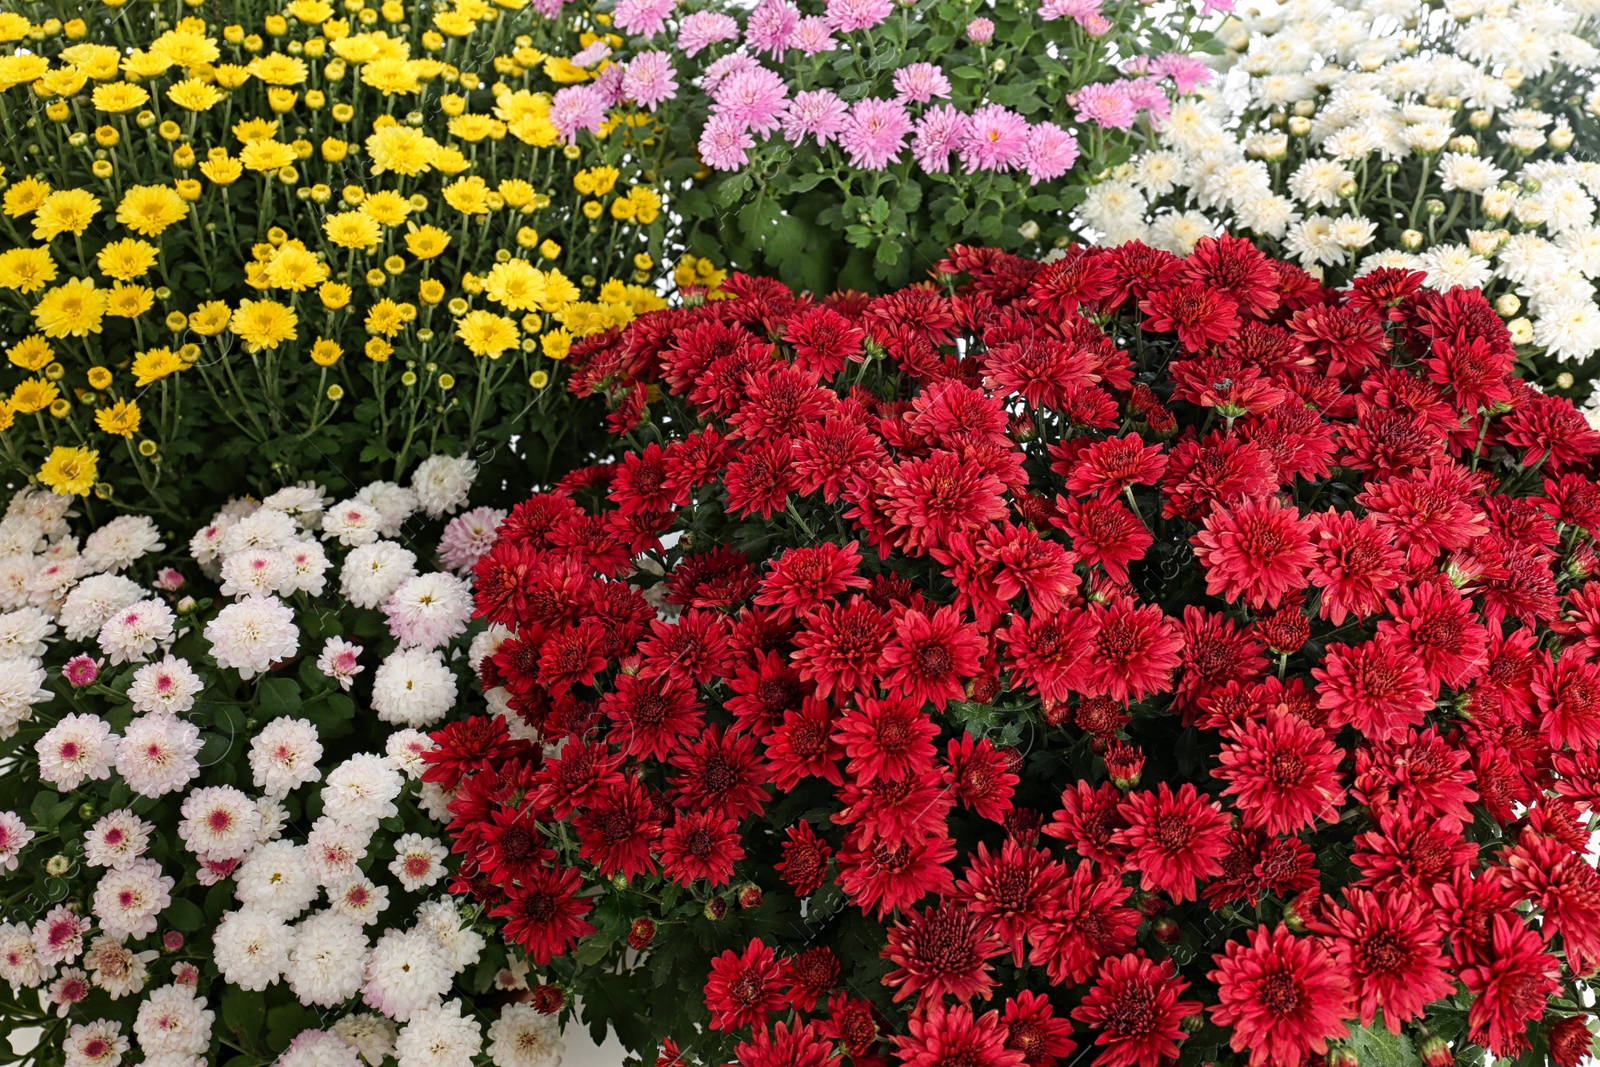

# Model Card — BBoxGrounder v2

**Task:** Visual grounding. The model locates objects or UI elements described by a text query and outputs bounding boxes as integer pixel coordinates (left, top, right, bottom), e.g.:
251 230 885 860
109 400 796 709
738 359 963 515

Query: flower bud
1400 229 1425 250
1508 317 1534 345
738 884 763 909
163 931 185 952
704 897 728 921
46 855 70 876
530 984 565 1014
628 918 656 950
1557 372 1575 390
1325 1048 1360 1067
1151 917 1180 944
62 654 101 687
1550 125 1574 151
1417 1036 1454 1067
1494 293 1521 317
176 596 198 614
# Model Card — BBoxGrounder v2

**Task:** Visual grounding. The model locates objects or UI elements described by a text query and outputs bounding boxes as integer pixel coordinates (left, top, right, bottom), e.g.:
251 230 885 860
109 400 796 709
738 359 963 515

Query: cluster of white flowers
1079 0 1600 369
0 457 567 1067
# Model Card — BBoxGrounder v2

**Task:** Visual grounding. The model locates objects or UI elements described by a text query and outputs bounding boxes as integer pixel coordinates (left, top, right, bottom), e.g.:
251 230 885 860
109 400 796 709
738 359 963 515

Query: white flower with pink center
316 636 365 690
96 598 176 665
0 810 36 872
36 713 119 791
389 834 449 892
177 786 262 861
127 655 202 715
84 810 154 870
32 904 90 967
92 858 174 940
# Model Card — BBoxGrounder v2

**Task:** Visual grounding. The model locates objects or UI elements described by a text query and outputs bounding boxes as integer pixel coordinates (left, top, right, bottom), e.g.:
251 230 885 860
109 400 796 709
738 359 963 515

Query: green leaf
265 1004 322 1053
1342 1023 1423 1067
166 898 205 933
256 677 302 719
221 986 265 1046
787 171 826 194
867 197 891 225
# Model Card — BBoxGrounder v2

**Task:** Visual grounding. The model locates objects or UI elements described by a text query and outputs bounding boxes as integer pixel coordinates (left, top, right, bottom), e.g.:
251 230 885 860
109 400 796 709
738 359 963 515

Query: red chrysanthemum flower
1077 597 1185 705
1502 829 1600 976
571 778 662 880
880 604 985 711
665 545 758 609
754 541 871 623
1532 651 1600 753
1160 431 1277 522
1113 782 1230 903
735 1020 839 1067
1000 991 1077 1067
639 608 736 687
877 450 1010 556
1501 392 1600 474
786 305 866 379
1203 828 1319 909
1027 862 1140 985
950 839 1063 965
893 1002 1026 1067
1214 708 1346 835
944 733 1020 823
1190 496 1315 610
784 947 840 1014
998 607 1090 704
659 809 745 887
834 835 957 919
1306 511 1406 624
1356 462 1489 566
1062 434 1168 504
1376 581 1489 690
422 715 527 791
600 673 704 762
725 436 800 518
791 596 892 699
1045 780 1127 869
882 902 1005 1006
1313 637 1435 742
1071 952 1204 1067
1547 1016 1593 1067
834 694 939 784
766 699 845 791
611 442 683 515
1140 282 1241 352
705 939 792 1033
531 739 625 820
1319 888 1455 1032
1208 925 1350 1067
1459 915 1561 1057
472 804 555 888
1351 727 1478 828
668 725 769 819
1051 497 1152 583
1351 810 1478 893
488 865 596 964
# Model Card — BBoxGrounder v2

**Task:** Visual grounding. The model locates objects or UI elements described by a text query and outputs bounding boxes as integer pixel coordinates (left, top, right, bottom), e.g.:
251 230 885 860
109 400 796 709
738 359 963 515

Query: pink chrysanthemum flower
912 105 969 174
783 89 849 146
892 62 952 104
792 16 836 53
966 16 994 41
1039 0 1101 24
1153 53 1215 94
622 52 679 111
1074 82 1139 130
702 52 761 93
549 85 607 143
840 98 913 171
677 10 739 55
1023 123 1079 184
613 0 676 35
711 67 790 135
699 114 756 170
570 40 611 68
745 0 800 55
959 104 1029 173
824 0 892 32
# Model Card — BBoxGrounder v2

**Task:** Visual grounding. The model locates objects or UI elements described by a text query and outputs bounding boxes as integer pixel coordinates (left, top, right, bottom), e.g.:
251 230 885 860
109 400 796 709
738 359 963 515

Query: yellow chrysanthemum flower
7 336 54 372
87 367 112 390
131 346 185 386
231 298 298 351
264 243 329 291
541 327 573 360
10 378 59 414
366 125 437 176
404 224 450 259
188 301 232 336
116 185 189 237
288 0 335 22
443 175 492 214
200 156 244 184
37 446 98 497
33 278 107 337
96 238 159 281
249 53 309 85
233 117 280 143
167 78 225 111
33 189 102 241
240 139 299 172
627 186 663 224
324 210 383 250
362 58 421 95
484 259 546 311
149 22 220 68
360 189 412 226
456 310 520 358
310 337 343 366
3 177 51 218
0 247 59 293
91 81 150 112
105 282 155 319
538 269 580 309
94 398 141 437
365 298 409 338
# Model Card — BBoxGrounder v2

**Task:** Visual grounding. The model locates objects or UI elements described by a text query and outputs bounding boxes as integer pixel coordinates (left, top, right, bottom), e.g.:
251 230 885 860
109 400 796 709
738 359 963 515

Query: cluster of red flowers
430 236 1600 1067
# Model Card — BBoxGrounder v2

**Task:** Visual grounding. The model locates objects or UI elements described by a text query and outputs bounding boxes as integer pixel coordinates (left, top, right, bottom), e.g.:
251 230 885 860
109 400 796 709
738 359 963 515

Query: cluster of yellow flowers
0 0 682 502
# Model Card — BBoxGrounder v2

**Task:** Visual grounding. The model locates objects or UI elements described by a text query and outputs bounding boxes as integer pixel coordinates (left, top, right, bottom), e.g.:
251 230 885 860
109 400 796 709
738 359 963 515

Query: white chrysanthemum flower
371 648 458 728
332 1014 399 1067
62 1018 130 1067
321 754 405 833
261 483 332 529
220 548 294 598
1284 214 1346 266
1556 225 1600 278
235 841 320 921
256 796 289 843
0 923 47 989
394 999 482 1067
205 595 299 678
1438 155 1506 197
415 900 485 973
340 542 418 610
220 507 299 557
7 486 71 540
306 816 372 888
0 606 53 659
358 481 421 537
132 985 214 1060
92 858 174 940
84 810 154 871
0 554 35 611
83 935 155 999
0 514 45 557
1419 243 1495 290
0 811 32 872
487 1003 565 1067
468 624 512 679
29 555 84 610
37 713 118 791
275 1028 362 1067
437 506 506 574
329 877 390 926
316 636 365 690
282 540 331 596
384 572 473 650
1234 194 1300 240
127 655 203 716
250 717 324 797
285 911 370 1009
188 515 235 571
362 929 454 1022
410 456 476 518
1533 296 1600 361
386 729 436 780
212 909 290 991
1329 214 1378 250
390 835 450 892
417 782 454 824
0 658 54 739
1287 157 1355 209
1078 179 1149 245
114 714 202 798
82 516 164 574
96 599 175 665
1148 209 1217 255
178 786 261 861
59 574 144 642
323 499 384 547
